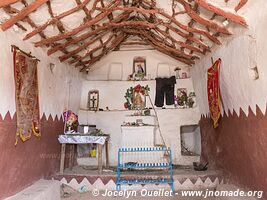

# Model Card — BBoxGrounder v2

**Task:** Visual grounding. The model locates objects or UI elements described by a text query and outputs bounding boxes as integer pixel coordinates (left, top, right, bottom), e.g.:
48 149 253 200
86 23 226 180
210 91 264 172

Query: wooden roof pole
0 0 49 31
59 20 159 62
58 32 109 62
69 34 115 64
34 0 120 47
79 34 127 71
175 0 231 35
145 39 194 65
23 0 91 40
159 11 221 45
98 6 222 45
154 27 205 55
46 11 131 55
235 0 248 12
122 28 196 61
0 0 20 8
196 0 247 26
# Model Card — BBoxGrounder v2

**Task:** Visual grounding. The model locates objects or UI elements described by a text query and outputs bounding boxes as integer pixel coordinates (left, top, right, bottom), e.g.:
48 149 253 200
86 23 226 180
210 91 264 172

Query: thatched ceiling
0 0 248 72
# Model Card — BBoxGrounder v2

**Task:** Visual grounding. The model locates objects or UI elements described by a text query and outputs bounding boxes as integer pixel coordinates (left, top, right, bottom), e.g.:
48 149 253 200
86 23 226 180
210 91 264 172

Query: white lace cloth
58 134 107 145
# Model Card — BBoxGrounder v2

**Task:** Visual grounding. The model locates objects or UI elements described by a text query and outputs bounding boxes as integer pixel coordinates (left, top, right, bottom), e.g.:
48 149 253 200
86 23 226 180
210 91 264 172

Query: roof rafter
23 0 91 40
58 31 109 62
0 0 49 31
70 33 115 65
0 0 249 72
175 0 231 35
47 11 132 55
122 28 196 65
235 0 248 12
34 0 120 47
79 33 127 71
0 0 20 8
196 0 247 26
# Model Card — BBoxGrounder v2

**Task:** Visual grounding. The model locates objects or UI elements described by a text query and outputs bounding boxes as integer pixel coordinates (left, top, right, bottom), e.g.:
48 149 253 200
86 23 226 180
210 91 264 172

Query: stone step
52 168 223 192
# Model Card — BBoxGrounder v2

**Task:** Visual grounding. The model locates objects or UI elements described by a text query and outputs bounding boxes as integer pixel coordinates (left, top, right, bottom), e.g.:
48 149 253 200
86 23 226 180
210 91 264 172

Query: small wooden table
58 135 109 174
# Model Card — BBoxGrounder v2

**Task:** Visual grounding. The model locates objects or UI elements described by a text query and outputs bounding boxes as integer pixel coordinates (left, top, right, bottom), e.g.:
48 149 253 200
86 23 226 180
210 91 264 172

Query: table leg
105 141 109 168
98 144 103 174
69 144 75 170
60 144 66 174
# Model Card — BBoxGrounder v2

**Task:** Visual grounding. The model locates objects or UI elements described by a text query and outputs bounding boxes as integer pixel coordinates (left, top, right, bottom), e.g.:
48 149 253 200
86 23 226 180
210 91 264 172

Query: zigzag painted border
53 175 224 191
0 112 64 123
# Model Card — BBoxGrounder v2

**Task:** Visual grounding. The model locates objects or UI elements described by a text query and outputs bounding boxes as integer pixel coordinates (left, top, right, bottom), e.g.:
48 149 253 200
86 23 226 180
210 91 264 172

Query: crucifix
88 90 99 111
90 95 97 108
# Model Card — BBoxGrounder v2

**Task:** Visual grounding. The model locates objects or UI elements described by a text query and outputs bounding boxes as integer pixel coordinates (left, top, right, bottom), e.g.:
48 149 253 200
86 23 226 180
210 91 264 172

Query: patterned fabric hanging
207 58 222 128
13 48 41 145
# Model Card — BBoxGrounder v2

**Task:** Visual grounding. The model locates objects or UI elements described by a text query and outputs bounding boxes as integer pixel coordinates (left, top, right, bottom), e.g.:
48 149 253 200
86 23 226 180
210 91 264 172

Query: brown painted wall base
0 112 64 199
200 106 267 199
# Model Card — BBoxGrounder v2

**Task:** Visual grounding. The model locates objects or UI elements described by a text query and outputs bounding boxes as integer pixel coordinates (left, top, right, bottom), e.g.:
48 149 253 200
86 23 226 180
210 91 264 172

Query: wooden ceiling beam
147 40 194 65
3 5 47 40
123 28 196 63
175 0 231 35
47 11 131 55
154 27 205 55
79 33 127 71
96 6 159 14
75 0 92 20
96 6 221 45
23 0 91 40
58 31 108 62
69 34 115 64
196 0 247 26
0 0 20 8
34 11 112 47
34 0 120 47
121 41 149 46
164 23 211 51
235 0 248 12
103 20 157 29
159 11 221 45
0 0 49 31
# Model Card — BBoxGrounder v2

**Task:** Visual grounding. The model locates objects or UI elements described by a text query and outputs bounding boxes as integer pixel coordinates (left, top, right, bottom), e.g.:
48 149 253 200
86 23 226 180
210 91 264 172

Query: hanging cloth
13 48 41 145
155 76 176 107
207 58 222 128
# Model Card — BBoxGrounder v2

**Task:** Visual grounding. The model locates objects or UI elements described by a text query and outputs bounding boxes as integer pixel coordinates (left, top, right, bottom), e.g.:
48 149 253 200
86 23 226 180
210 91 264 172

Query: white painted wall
0 29 83 119
191 0 267 117
79 108 200 166
80 80 195 110
79 50 201 166
85 50 189 81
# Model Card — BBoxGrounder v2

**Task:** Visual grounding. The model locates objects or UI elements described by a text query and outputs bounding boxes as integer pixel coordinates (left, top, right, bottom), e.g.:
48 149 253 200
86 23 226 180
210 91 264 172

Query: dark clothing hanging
155 76 176 107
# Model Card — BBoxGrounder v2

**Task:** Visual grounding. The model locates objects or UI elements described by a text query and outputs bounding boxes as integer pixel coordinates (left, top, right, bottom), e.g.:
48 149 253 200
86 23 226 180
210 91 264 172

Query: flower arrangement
174 91 196 108
124 84 150 110
63 110 79 132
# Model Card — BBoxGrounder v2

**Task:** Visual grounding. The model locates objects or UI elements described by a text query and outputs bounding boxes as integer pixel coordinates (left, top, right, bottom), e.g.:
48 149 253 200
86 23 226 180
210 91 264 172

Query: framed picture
133 91 146 110
87 90 99 111
133 57 146 79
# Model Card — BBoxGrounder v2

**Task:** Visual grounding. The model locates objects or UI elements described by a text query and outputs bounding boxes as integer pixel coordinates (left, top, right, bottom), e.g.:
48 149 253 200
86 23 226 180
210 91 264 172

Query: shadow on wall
199 105 267 200
0 112 70 199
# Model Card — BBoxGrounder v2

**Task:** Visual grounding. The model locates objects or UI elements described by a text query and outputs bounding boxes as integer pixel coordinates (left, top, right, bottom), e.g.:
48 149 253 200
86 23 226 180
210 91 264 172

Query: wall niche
180 125 201 156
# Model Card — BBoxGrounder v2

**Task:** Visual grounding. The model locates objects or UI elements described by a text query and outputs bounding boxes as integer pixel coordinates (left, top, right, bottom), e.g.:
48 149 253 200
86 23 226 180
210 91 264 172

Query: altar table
58 134 109 174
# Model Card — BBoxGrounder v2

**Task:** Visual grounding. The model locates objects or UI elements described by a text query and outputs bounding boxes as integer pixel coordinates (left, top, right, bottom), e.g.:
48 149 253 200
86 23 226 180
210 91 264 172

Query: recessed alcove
180 125 201 156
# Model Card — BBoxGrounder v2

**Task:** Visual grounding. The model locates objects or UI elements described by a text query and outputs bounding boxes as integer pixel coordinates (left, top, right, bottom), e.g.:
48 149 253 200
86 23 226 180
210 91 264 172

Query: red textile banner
207 58 221 128
13 49 41 145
